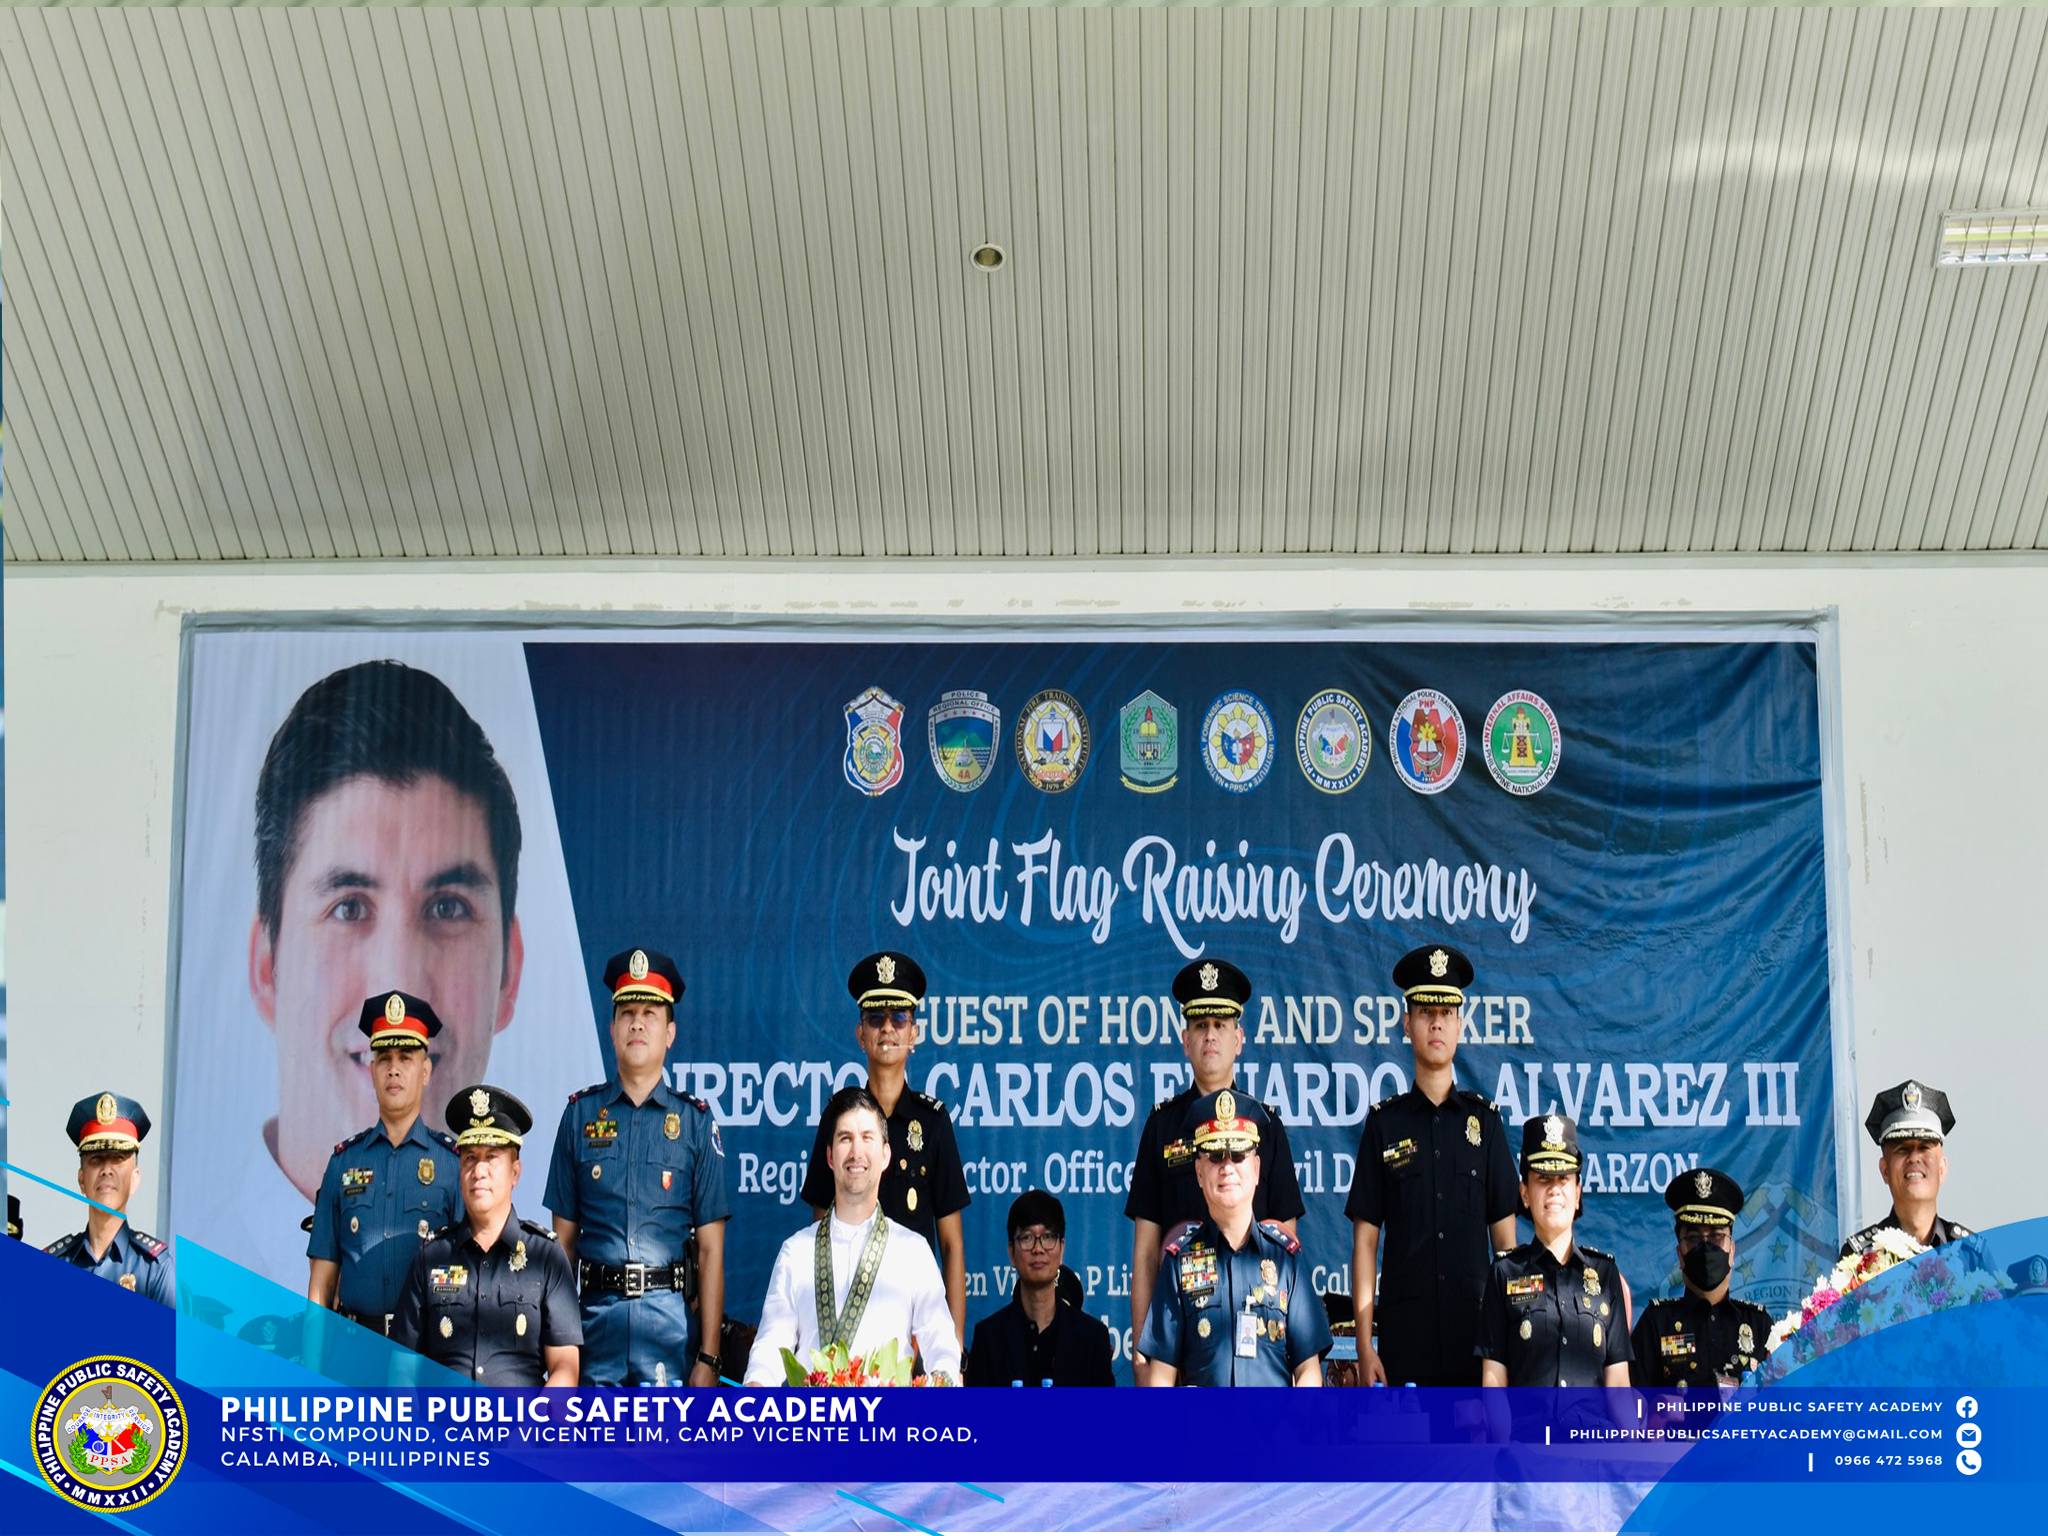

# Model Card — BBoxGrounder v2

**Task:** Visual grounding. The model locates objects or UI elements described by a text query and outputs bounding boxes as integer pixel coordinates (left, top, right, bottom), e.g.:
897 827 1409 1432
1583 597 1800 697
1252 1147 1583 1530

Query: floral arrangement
780 1338 949 1387
1754 1230 2003 1384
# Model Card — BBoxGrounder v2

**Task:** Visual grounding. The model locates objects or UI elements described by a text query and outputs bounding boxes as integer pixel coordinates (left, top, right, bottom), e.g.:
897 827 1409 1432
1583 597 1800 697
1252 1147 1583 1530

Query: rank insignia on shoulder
1506 1275 1545 1298
46 1236 72 1254
131 1231 168 1258
1258 1221 1301 1253
686 1094 711 1114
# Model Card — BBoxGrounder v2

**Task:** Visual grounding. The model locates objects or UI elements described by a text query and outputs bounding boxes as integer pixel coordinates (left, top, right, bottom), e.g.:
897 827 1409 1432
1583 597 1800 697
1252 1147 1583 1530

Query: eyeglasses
1011 1230 1061 1250
861 1008 914 1028
1201 1149 1251 1165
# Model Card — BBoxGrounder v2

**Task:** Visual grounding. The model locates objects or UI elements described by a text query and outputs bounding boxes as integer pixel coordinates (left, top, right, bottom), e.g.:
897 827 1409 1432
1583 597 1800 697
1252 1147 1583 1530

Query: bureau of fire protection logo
32 1355 187 1511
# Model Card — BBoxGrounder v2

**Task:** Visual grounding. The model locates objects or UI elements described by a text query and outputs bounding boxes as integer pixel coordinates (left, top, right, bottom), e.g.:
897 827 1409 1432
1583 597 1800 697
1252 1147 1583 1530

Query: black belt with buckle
581 1260 688 1299
339 1307 395 1337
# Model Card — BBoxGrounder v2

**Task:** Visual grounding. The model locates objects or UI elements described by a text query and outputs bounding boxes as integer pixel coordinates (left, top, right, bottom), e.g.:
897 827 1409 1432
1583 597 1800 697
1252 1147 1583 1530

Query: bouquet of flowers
1754 1230 2003 1384
779 1338 949 1387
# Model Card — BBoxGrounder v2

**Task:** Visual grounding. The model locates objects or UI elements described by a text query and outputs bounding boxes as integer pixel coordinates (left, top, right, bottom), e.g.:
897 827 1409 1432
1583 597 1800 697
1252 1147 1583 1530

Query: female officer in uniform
1476 1114 1632 1398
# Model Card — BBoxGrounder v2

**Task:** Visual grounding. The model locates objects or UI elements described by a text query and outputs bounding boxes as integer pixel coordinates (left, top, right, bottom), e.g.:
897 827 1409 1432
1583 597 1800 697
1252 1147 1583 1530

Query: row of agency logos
843 684 1563 799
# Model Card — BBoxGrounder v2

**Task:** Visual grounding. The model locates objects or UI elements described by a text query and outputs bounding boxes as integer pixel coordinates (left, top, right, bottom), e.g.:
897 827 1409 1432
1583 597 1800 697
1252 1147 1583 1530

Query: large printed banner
169 621 1841 1377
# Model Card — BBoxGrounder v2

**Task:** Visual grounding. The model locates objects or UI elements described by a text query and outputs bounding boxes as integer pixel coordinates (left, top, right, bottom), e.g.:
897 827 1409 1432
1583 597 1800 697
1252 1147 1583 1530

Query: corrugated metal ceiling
2 6 2045 561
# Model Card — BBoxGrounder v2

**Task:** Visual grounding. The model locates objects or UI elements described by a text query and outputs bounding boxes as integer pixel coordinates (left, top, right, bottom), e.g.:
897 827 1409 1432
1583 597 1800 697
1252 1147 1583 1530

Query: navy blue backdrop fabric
523 632 1835 1380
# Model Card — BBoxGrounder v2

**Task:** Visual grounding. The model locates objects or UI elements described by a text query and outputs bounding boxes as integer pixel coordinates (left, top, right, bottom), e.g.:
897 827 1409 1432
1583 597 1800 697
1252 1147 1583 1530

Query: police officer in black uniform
306 993 463 1340
546 947 730 1387
1841 1080 1977 1262
1631 1168 1774 1391
1127 959 1304 1380
801 952 970 1347
1477 1114 1632 1390
1347 943 1519 1387
395 1085 581 1386
1139 1089 1330 1387
46 1093 174 1305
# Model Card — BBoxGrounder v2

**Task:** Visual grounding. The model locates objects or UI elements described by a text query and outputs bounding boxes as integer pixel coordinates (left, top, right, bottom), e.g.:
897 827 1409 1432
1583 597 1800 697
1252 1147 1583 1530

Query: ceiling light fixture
1935 209 2048 267
970 243 1005 272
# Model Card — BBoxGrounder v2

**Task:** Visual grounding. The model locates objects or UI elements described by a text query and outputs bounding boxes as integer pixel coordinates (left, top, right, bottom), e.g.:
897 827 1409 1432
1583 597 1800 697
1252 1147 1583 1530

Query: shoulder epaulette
1258 1220 1302 1254
425 1221 458 1242
130 1230 169 1260
1951 1221 1975 1237
568 1083 607 1102
1578 1244 1615 1261
46 1233 79 1255
333 1125 374 1157
685 1093 712 1115
1163 1232 1188 1258
517 1218 557 1240
430 1129 457 1151
1370 1095 1393 1112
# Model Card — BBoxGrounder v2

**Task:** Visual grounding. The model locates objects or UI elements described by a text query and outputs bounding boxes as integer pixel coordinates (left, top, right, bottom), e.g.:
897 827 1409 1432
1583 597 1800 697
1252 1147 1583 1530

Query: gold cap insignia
876 954 897 986
1902 1081 1922 1109
419 1158 436 1186
96 1093 118 1125
1215 1089 1237 1122
516 1314 527 1337
1544 1114 1565 1148
1738 1323 1755 1353
1694 1170 1714 1200
439 1316 453 1339
1429 948 1449 978
385 993 408 1026
469 1087 491 1119
121 1274 138 1291
629 949 649 981
1466 1115 1482 1147
2032 1257 2048 1287
511 1240 527 1272
664 1112 681 1141
1199 962 1220 992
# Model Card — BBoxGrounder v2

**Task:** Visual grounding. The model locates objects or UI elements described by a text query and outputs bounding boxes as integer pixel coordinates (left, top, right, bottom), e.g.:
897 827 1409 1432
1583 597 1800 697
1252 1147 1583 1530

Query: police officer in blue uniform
1476 1114 1632 1390
395 1086 581 1386
1127 959 1305 1379
800 952 972 1347
1139 1089 1330 1386
46 1093 174 1305
1631 1168 1774 1391
1347 943 1520 1387
545 947 729 1387
306 992 463 1338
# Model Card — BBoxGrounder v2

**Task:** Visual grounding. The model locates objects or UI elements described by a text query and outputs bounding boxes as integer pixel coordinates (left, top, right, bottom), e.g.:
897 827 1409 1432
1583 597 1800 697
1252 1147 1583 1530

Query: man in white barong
744 1086 962 1385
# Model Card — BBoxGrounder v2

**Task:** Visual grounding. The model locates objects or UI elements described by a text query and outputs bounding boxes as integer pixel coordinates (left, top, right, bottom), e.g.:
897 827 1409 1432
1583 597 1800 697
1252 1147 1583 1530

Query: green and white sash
814 1212 891 1351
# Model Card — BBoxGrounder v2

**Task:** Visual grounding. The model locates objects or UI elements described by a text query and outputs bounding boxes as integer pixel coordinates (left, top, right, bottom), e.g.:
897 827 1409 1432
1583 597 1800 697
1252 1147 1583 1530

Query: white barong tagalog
744 1210 961 1384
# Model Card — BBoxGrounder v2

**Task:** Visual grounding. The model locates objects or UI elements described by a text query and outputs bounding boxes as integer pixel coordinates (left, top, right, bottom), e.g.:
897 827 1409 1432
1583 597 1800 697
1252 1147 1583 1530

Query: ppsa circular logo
31 1356 187 1511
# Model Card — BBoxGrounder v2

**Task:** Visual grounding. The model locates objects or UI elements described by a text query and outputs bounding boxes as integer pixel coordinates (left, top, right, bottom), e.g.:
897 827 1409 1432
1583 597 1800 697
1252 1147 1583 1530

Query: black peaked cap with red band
605 947 684 1007
357 990 444 1051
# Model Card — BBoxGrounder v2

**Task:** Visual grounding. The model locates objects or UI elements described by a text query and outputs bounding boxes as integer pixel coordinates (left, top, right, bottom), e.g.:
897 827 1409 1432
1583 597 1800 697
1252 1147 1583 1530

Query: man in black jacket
966 1192 1115 1386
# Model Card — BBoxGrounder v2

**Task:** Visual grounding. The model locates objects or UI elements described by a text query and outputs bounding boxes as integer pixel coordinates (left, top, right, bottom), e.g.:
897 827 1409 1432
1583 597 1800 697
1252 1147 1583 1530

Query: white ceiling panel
3 6 2044 563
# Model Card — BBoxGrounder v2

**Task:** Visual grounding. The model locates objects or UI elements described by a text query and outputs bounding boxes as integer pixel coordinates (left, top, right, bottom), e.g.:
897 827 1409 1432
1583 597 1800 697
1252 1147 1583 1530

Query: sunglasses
1201 1149 1252 1165
861 1008 915 1027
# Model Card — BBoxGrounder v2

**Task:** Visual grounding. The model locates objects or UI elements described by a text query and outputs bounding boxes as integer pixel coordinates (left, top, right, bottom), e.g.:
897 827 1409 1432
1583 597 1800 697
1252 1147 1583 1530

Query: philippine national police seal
1389 688 1466 795
32 1356 187 1512
1483 690 1562 796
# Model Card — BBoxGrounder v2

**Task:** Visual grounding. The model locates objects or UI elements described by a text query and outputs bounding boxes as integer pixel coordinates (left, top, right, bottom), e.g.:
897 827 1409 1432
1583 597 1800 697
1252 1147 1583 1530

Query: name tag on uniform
1506 1275 1545 1299
1382 1138 1417 1169
342 1168 374 1195
1236 1312 1260 1358
584 1118 619 1147
429 1265 468 1296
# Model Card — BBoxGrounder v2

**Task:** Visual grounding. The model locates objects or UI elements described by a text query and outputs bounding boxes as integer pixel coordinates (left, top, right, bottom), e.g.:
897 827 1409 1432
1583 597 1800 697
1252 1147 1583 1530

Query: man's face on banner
250 773 524 1196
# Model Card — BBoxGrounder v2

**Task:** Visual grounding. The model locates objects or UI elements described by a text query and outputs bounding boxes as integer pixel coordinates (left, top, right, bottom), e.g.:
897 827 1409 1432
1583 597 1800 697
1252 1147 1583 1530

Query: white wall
7 558 2046 1257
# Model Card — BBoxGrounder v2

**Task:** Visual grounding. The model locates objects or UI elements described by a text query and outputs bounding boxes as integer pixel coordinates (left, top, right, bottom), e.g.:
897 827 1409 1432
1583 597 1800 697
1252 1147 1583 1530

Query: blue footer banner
6 1223 2048 1531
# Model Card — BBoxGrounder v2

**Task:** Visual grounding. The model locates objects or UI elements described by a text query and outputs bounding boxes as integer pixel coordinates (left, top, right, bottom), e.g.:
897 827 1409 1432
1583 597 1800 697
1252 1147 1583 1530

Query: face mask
1682 1242 1731 1291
